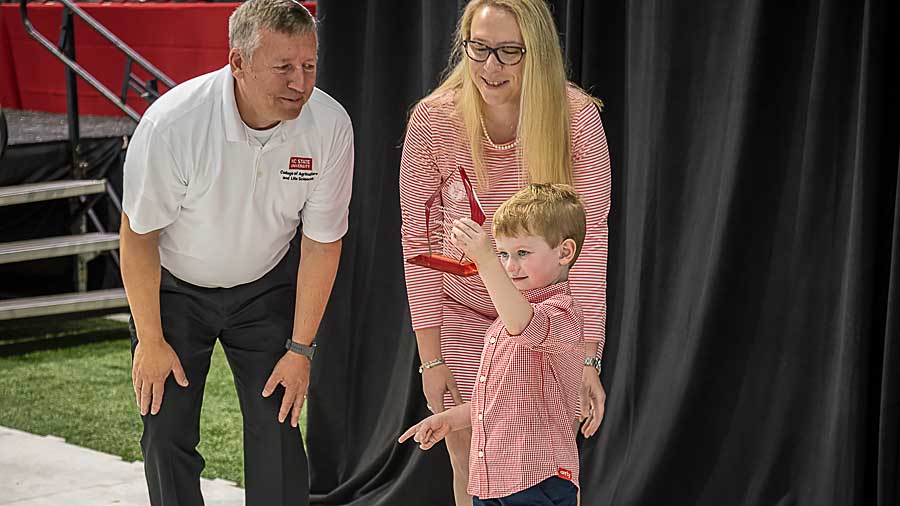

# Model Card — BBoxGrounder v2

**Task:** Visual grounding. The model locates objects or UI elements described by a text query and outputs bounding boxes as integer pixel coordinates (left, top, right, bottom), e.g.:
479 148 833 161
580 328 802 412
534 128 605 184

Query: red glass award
406 166 486 277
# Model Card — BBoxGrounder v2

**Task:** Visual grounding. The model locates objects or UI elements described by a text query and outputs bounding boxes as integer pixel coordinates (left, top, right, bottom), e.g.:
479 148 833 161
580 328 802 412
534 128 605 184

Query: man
120 1 353 504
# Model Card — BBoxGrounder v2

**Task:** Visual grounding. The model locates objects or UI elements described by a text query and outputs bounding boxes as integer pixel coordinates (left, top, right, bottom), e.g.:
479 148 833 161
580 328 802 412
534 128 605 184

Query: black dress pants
130 245 308 506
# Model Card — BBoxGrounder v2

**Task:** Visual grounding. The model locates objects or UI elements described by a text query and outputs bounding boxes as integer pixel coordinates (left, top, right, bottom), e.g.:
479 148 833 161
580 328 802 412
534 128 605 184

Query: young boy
399 183 587 506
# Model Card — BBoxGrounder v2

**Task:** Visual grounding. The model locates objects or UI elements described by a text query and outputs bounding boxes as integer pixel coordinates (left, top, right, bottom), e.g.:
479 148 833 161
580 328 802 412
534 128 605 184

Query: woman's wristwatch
584 357 601 375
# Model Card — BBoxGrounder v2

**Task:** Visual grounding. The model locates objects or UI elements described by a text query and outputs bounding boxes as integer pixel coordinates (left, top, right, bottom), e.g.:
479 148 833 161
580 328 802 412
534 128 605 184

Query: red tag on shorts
557 468 573 481
289 157 313 171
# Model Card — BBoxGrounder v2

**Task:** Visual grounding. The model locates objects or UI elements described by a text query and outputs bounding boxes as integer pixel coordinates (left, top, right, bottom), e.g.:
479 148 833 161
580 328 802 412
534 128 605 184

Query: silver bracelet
418 358 444 374
584 357 601 375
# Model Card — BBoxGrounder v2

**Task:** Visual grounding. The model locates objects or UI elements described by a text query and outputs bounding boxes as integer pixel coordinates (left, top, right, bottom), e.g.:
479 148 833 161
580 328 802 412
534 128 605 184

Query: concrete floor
0 426 244 505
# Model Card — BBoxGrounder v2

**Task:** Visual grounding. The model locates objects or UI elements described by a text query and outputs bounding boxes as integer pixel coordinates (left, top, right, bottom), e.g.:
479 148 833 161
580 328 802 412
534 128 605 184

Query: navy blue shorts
473 476 577 506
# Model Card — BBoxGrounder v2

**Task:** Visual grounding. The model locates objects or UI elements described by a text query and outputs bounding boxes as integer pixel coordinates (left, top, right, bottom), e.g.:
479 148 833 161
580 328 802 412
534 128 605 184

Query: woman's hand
422 363 463 413
579 369 606 437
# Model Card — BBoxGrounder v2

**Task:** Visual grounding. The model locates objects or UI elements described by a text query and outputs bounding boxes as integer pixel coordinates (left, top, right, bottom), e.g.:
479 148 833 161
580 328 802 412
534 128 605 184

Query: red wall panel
0 2 316 116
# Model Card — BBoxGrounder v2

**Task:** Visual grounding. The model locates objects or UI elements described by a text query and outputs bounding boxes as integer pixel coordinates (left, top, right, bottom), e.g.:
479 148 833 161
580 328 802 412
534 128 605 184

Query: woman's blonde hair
426 0 590 188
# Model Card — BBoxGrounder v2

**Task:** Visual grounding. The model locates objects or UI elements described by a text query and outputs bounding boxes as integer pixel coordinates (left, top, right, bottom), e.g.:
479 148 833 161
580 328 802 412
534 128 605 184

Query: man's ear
229 48 246 77
558 238 577 266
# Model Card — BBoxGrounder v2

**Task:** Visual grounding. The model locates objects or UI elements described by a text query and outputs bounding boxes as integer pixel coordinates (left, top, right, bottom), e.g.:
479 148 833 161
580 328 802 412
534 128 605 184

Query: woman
399 1 611 503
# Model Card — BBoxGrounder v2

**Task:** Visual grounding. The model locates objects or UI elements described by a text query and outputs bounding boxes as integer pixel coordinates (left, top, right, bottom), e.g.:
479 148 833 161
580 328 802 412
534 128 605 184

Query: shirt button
477 413 483 420
479 375 486 382
478 450 484 458
489 337 496 344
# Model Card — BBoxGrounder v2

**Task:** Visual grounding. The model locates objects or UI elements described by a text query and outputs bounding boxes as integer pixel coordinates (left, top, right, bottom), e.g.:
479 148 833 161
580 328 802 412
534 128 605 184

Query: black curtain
308 1 900 505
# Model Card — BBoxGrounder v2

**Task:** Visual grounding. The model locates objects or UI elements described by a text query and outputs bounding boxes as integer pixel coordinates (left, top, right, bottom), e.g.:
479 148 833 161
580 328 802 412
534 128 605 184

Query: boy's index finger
398 423 419 443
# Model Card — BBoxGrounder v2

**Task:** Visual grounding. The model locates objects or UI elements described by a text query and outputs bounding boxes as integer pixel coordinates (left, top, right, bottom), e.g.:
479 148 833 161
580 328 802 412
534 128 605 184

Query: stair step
0 233 120 264
0 180 106 207
0 289 129 321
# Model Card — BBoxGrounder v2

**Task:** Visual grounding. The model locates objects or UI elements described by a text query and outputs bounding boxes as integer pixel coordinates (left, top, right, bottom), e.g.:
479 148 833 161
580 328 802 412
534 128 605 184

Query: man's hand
262 351 310 427
450 218 494 266
579 369 606 437
398 411 454 450
421 364 463 414
132 340 189 416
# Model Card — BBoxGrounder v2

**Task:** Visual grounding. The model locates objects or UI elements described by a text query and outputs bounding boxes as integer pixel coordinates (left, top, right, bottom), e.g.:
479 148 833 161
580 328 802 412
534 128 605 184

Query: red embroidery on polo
289 157 313 171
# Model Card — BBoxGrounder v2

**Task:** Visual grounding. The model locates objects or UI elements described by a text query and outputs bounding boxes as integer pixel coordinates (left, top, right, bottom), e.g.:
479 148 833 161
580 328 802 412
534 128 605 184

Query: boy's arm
477 258 582 352
472 254 534 335
451 219 580 352
399 403 471 450
500 296 582 353
439 403 471 430
451 219 534 335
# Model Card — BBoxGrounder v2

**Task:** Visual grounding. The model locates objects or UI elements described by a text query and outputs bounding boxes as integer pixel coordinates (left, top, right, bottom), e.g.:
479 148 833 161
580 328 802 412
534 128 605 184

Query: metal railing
19 0 176 124
18 0 177 276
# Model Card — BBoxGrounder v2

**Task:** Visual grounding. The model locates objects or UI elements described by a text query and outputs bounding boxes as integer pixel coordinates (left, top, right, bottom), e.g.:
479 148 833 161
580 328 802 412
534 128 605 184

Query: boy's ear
558 238 577 266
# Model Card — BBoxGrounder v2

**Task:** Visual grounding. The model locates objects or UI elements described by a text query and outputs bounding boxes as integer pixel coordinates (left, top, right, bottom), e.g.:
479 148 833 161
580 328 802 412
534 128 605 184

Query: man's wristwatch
285 339 316 360
584 357 601 375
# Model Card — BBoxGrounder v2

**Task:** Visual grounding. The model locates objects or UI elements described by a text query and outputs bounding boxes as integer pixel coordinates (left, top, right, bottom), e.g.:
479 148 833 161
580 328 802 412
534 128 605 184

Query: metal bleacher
0 0 176 321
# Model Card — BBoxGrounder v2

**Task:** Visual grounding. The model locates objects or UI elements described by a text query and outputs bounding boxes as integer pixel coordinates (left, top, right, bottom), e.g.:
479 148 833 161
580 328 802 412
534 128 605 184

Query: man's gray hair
229 0 317 61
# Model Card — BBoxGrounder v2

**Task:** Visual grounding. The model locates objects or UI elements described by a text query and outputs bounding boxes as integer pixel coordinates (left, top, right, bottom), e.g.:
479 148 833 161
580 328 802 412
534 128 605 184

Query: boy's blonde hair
425 0 599 190
492 183 587 266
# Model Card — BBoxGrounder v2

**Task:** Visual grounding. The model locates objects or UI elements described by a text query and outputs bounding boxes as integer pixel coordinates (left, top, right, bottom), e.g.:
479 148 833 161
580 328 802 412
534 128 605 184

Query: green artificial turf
0 317 307 487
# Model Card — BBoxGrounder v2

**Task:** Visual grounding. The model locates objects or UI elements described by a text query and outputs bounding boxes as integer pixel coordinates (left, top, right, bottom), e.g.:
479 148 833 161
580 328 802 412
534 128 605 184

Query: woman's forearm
415 326 442 363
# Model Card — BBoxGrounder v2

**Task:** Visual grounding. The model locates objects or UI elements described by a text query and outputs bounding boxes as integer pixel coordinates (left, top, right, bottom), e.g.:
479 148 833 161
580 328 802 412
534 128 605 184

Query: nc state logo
289 157 313 171
281 157 318 182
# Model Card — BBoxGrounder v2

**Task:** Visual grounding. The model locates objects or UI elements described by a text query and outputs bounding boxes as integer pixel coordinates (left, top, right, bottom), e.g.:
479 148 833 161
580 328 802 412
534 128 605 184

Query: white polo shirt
123 66 354 288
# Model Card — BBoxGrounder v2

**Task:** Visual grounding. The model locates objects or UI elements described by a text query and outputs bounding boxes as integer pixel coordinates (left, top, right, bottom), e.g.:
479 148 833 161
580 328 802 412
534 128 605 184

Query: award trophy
406 166 486 277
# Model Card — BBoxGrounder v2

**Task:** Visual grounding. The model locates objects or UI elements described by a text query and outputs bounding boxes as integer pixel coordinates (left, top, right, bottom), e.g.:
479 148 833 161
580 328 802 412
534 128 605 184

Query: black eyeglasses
462 40 526 66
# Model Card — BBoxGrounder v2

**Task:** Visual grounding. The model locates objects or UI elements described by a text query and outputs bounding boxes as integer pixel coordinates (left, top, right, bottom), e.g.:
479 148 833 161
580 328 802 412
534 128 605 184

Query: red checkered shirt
467 281 584 499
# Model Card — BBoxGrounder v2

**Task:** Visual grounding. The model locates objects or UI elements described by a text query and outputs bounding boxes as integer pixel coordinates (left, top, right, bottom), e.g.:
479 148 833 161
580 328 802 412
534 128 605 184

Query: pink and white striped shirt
467 282 584 499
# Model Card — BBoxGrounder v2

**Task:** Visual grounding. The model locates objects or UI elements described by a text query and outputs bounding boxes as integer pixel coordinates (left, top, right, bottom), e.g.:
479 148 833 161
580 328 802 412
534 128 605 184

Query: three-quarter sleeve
568 103 612 361
399 102 445 330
